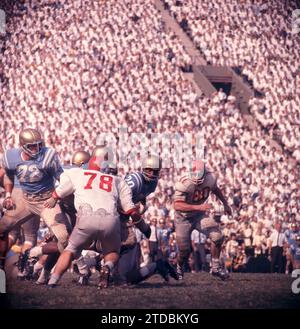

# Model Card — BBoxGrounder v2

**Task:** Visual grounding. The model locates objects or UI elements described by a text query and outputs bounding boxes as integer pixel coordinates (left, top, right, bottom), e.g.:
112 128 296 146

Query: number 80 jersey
174 170 217 219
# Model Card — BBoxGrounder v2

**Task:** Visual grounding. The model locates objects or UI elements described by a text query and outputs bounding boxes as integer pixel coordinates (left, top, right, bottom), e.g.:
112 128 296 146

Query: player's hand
198 203 213 212
3 196 15 210
224 204 232 216
138 202 148 215
44 197 58 208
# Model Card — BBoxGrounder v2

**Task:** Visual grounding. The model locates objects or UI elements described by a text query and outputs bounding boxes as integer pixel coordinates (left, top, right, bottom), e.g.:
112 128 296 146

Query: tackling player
0 128 69 272
46 155 141 288
174 160 232 280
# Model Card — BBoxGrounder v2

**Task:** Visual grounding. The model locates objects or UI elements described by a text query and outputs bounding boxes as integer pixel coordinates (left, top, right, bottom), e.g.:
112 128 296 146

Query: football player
114 154 178 284
0 128 69 272
46 155 142 288
27 150 91 284
173 160 232 280
0 164 41 277
74 154 178 285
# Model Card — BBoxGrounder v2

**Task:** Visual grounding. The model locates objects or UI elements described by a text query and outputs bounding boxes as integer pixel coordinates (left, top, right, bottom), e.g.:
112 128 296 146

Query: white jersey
174 170 217 219
55 168 135 217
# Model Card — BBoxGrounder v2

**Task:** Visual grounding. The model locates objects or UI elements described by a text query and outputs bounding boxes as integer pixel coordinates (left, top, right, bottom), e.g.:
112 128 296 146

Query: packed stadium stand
0 0 299 274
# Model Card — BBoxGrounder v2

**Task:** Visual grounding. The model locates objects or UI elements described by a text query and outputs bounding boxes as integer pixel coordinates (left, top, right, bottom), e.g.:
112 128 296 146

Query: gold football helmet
19 128 43 158
142 154 161 181
72 150 91 167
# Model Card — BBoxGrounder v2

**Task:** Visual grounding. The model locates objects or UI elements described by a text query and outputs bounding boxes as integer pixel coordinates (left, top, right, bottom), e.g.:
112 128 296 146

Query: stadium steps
156 0 296 163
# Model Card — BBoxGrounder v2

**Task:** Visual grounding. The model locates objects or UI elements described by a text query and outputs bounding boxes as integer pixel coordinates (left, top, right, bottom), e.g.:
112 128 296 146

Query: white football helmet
142 154 162 181
92 145 114 163
188 160 206 185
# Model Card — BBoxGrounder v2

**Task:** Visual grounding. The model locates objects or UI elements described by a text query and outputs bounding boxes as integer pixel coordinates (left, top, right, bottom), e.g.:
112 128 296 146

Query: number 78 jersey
55 168 135 216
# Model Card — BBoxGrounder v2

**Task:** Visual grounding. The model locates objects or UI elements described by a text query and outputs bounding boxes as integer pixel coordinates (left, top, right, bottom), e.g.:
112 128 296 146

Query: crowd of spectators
164 0 300 161
0 0 299 273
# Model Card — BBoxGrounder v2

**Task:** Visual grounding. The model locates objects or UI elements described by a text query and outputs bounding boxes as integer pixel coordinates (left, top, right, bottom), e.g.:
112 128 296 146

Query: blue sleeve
48 153 64 180
150 180 158 194
125 173 142 196
2 149 18 176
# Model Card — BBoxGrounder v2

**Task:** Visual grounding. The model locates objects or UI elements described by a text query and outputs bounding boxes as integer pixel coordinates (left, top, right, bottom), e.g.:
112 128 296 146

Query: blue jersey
285 229 299 247
291 245 300 261
2 147 63 194
124 172 158 203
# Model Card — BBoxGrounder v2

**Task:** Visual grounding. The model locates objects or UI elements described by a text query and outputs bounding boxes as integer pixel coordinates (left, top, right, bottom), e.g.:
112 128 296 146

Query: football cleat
156 259 169 282
77 271 91 286
98 265 110 289
165 261 179 280
212 268 230 281
36 268 51 285
16 250 30 280
24 256 39 280
47 283 57 289
176 264 184 280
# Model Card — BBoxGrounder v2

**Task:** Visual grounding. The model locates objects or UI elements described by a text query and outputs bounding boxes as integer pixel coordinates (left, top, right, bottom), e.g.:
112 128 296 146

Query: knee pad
209 230 224 247
176 236 192 254
51 225 69 253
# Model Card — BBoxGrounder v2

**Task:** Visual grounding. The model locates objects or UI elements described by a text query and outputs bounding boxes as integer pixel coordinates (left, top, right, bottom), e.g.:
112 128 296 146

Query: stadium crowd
0 0 299 275
163 0 300 161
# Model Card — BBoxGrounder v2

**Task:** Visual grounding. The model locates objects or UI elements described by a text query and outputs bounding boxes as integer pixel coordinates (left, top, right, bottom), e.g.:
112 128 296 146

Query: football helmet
88 156 116 175
88 156 102 171
19 128 43 158
72 150 91 167
92 145 114 162
141 154 162 181
188 160 206 185
98 160 118 175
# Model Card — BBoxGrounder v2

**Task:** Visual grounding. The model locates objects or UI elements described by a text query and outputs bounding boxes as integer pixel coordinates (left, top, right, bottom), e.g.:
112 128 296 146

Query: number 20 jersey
2 147 63 194
174 170 217 220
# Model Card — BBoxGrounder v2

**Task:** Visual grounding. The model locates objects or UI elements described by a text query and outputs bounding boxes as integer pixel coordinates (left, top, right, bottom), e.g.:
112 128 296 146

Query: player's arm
138 197 148 215
44 172 75 208
48 151 64 182
118 180 151 238
212 186 232 216
174 201 212 212
2 172 15 210
1 151 16 209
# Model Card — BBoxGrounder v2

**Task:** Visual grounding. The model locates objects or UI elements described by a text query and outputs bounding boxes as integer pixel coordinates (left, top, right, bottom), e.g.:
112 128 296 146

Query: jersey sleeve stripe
3 151 10 170
179 175 189 183
132 172 142 192
43 149 55 168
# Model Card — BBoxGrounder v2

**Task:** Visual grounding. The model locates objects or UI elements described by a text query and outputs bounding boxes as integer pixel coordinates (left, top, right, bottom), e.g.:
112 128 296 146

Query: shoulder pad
41 147 57 168
205 171 217 189
175 176 195 193
3 148 20 170
125 172 143 189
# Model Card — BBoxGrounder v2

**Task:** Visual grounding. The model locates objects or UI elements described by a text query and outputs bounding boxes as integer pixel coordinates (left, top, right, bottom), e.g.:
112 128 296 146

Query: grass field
3 270 300 309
